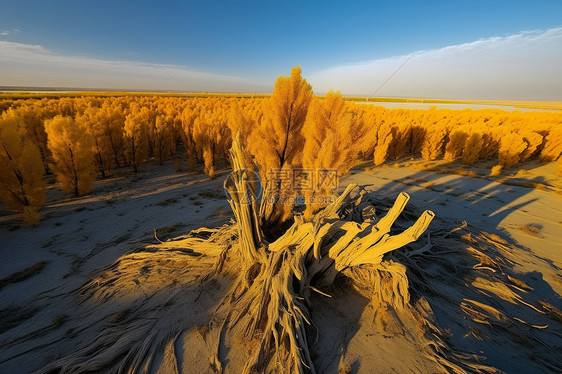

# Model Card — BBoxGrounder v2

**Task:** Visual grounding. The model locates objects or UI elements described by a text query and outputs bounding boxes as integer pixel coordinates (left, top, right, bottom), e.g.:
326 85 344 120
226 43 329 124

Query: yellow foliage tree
462 132 483 164
152 115 175 165
410 124 426 155
7 104 50 173
248 66 313 223
228 100 254 146
301 90 363 218
519 130 543 162
123 104 149 172
45 115 96 197
355 105 381 157
192 105 230 179
100 101 126 167
0 112 46 224
374 121 394 166
480 127 502 160
388 122 412 161
444 128 468 162
498 131 527 169
421 125 447 161
181 103 199 171
77 105 114 178
540 126 562 162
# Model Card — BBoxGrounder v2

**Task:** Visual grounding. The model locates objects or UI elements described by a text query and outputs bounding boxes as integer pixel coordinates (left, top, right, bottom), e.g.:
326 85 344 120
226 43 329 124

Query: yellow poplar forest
1 66 561 224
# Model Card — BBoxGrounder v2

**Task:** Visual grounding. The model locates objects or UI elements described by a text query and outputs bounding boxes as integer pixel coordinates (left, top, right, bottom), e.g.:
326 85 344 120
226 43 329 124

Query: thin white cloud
308 27 562 100
0 29 20 36
0 41 268 92
0 28 19 36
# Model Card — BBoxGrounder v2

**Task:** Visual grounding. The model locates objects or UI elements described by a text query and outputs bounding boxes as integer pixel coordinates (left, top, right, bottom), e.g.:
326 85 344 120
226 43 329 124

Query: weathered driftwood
217 137 436 373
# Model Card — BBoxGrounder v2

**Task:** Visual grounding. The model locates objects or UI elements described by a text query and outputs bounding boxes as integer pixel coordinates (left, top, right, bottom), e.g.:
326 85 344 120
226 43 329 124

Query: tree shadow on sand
334 170 562 373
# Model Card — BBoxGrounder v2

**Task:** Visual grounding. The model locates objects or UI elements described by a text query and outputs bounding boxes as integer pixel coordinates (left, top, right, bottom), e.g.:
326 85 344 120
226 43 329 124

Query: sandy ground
0 159 560 373
341 162 562 373
0 161 232 371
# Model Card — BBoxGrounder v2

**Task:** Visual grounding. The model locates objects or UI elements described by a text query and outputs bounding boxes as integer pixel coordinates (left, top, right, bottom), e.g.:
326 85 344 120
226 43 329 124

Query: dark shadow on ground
310 277 370 373
344 174 562 373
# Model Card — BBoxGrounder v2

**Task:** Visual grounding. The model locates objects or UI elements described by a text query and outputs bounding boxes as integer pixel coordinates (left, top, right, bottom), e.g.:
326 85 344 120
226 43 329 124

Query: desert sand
0 158 560 373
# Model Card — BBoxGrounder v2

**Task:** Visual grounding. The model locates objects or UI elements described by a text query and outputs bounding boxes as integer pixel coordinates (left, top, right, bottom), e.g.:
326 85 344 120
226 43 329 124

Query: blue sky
1 0 561 99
